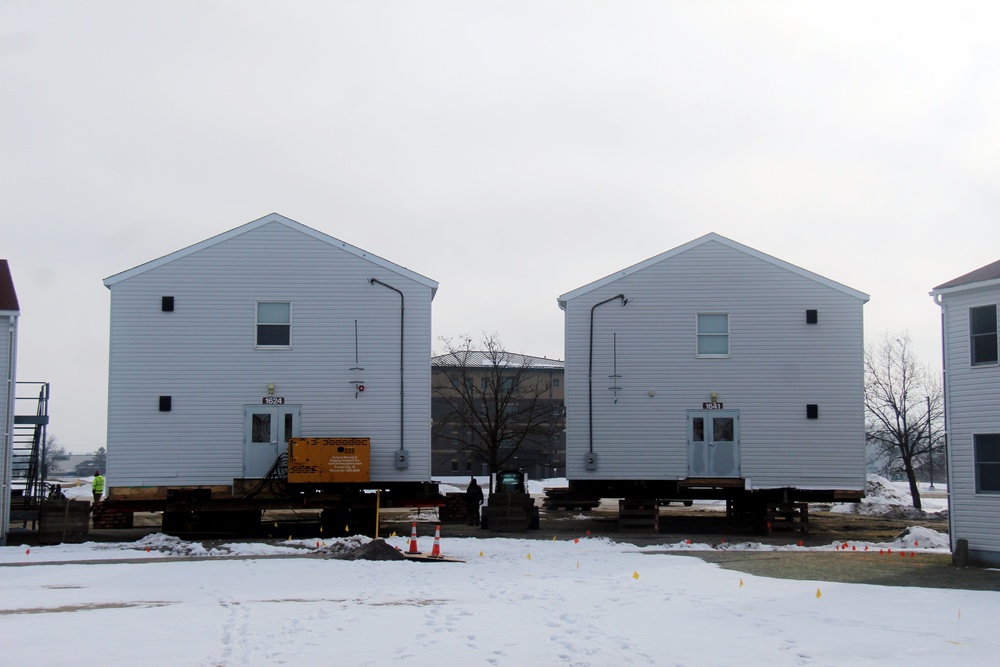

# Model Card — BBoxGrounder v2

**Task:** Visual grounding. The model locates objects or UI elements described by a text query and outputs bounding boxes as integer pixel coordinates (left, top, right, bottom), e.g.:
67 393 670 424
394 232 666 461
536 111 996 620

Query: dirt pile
329 538 406 561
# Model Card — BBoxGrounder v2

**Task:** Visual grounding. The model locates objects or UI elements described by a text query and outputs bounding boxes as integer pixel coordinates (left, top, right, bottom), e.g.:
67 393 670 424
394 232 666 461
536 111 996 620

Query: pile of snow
829 475 949 519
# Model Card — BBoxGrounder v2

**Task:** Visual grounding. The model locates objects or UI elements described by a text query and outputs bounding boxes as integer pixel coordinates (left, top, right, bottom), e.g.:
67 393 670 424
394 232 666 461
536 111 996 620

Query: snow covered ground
2 476 993 666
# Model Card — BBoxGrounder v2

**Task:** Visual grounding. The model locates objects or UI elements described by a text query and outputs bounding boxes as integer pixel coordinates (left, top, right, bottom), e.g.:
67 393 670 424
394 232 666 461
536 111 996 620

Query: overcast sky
3 2 998 453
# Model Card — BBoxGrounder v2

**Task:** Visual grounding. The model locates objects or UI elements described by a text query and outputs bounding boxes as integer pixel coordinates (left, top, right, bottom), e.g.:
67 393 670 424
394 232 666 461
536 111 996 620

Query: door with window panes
243 405 300 478
687 410 740 478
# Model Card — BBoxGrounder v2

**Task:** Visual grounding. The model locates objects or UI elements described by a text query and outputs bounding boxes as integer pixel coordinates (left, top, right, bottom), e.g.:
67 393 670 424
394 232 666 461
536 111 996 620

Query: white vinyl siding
561 238 867 491
105 218 435 487
937 283 1000 563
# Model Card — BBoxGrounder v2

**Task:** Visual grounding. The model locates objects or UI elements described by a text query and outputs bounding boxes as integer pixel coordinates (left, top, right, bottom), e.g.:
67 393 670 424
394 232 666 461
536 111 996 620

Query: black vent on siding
806 404 819 419
806 309 818 324
162 296 175 312
159 396 172 412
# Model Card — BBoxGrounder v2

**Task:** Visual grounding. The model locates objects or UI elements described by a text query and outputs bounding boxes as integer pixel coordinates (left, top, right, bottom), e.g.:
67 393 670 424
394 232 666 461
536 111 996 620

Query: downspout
588 294 629 458
2 317 18 546
369 279 406 465
932 292 954 551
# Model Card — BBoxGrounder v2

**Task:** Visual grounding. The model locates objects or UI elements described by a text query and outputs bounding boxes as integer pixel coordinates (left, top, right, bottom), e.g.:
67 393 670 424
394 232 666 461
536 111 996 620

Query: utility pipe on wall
588 294 629 456
369 278 405 458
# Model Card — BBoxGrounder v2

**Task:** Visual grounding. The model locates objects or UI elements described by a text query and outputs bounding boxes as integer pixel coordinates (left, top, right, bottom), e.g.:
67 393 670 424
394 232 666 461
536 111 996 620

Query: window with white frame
256 301 291 347
970 304 998 366
696 313 729 357
975 434 1000 493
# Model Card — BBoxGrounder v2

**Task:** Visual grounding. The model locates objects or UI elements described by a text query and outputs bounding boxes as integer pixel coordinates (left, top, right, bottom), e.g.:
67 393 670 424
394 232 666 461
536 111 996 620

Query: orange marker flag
574 538 580 544
632 571 640 580
815 588 822 599
25 548 30 555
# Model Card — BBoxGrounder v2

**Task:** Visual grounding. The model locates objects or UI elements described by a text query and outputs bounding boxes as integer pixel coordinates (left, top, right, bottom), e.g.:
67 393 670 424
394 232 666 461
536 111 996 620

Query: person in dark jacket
465 478 484 526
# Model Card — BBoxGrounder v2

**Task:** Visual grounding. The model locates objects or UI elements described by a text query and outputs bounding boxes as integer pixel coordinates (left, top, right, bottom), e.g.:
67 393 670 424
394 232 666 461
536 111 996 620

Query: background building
432 351 564 478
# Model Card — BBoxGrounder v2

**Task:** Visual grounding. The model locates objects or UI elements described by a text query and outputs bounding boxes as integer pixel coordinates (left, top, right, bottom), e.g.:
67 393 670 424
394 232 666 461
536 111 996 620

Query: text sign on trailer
287 437 371 484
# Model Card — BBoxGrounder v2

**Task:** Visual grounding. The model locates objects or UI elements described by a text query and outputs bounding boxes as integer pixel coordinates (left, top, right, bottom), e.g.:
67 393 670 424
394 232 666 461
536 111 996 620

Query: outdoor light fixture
710 392 718 402
267 384 275 395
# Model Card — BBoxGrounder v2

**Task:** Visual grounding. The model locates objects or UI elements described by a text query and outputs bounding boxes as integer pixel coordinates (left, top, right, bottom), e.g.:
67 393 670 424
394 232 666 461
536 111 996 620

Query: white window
696 313 729 357
975 434 1000 493
256 301 291 348
970 304 998 366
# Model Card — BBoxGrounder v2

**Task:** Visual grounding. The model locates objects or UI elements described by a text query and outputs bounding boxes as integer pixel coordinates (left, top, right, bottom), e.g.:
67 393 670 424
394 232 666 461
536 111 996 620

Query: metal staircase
9 382 49 527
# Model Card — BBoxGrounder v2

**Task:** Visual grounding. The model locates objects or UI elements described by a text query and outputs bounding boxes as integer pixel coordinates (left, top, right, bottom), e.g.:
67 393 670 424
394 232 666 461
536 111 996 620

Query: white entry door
687 410 740 478
243 405 301 478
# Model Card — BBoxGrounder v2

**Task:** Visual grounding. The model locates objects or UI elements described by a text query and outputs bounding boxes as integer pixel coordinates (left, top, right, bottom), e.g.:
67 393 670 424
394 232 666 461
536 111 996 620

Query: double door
687 410 740 478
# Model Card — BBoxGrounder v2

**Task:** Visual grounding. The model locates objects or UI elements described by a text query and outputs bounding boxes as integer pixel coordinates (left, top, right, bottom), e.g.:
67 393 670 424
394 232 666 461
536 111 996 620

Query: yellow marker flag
274 522 278 527
288 535 292 541
319 526 324 534
345 524 350 533
479 550 484 558
815 588 822 599
391 531 397 538
576 562 580 569
632 571 640 580
527 553 532 560
739 578 744 588
552 536 557 541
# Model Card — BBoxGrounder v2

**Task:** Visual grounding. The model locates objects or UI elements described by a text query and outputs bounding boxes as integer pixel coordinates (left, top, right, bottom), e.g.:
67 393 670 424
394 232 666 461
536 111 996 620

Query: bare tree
433 334 561 485
864 332 943 510
43 434 69 476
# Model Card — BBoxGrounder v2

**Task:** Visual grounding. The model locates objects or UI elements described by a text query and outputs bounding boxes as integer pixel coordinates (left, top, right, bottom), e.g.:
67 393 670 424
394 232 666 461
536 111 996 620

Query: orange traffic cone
430 525 442 558
408 522 420 554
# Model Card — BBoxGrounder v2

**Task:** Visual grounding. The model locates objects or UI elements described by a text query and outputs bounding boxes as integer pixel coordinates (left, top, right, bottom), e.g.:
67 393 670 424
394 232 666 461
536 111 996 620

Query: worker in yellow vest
92 471 105 503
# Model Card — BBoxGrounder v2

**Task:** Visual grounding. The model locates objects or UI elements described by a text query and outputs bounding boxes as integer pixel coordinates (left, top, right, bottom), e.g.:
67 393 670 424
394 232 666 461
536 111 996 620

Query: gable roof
557 232 869 309
103 213 438 297
930 258 1000 295
0 259 19 314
